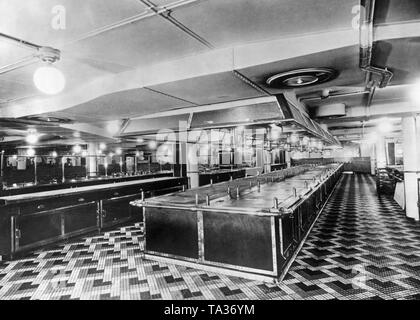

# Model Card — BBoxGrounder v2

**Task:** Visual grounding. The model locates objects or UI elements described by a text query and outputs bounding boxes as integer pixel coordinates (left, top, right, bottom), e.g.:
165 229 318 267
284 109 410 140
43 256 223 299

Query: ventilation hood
120 95 340 146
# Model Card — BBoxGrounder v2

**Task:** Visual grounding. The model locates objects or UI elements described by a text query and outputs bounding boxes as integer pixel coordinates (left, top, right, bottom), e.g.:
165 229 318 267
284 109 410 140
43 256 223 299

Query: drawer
18 193 99 215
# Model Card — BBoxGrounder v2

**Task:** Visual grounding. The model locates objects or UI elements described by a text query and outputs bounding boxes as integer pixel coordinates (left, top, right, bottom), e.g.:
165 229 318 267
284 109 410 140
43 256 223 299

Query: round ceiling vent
266 68 338 89
24 116 73 124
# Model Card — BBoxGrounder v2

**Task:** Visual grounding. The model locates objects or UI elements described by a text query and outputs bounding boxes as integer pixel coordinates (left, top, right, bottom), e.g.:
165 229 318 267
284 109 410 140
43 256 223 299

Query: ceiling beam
2 20 420 120
0 28 359 119
58 123 117 141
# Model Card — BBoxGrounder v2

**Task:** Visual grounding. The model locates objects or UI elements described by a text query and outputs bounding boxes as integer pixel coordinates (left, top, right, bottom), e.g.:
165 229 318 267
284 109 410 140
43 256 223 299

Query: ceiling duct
121 114 190 136
359 0 393 90
314 103 346 118
120 95 340 146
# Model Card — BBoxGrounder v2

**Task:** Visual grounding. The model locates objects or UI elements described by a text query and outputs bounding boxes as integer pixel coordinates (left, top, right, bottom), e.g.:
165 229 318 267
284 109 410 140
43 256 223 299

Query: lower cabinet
101 194 143 228
12 202 98 254
0 177 187 259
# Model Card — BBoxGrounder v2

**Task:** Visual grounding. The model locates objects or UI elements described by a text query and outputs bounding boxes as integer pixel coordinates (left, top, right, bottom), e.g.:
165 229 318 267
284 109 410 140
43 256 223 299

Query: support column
402 116 420 221
285 151 291 168
187 142 199 189
370 143 376 175
87 143 98 177
0 151 4 182
376 136 387 169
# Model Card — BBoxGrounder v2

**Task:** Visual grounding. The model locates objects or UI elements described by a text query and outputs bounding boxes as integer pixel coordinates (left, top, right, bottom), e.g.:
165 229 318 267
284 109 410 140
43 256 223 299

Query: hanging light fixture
25 131 39 144
27 148 36 157
33 65 65 95
290 133 300 147
148 141 157 150
0 33 65 95
301 136 310 146
72 145 82 154
33 47 65 95
377 118 393 134
106 121 121 135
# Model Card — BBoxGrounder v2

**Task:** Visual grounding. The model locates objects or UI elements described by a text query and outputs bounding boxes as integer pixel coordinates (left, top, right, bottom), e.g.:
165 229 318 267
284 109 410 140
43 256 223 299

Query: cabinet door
101 194 142 227
14 202 98 253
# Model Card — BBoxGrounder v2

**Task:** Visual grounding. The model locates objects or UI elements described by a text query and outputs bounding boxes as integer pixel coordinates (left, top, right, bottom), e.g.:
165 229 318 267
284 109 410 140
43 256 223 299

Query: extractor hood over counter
120 95 341 147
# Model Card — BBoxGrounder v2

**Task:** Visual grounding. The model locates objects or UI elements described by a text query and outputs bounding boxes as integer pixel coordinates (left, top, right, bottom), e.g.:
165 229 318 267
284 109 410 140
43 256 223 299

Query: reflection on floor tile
0 174 419 300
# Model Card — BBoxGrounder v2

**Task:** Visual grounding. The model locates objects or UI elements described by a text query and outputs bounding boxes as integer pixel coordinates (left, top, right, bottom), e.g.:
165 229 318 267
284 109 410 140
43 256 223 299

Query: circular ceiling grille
24 116 73 124
266 68 338 89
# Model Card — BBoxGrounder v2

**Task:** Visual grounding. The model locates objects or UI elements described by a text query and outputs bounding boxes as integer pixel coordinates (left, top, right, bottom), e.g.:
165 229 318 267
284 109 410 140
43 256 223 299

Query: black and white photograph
0 0 419 307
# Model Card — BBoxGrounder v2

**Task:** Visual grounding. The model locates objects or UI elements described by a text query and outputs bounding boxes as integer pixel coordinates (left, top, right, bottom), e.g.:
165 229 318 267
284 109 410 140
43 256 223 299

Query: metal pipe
1 151 4 178
0 55 37 76
141 0 214 48
195 193 199 205
359 0 375 70
34 156 37 185
359 0 393 90
205 194 210 206
0 32 41 50
66 0 201 45
62 158 65 183
236 186 240 198
273 197 279 209
300 90 369 102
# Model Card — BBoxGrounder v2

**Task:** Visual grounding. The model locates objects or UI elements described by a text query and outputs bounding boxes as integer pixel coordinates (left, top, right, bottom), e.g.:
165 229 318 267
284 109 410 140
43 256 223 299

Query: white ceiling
48 87 195 122
0 0 419 145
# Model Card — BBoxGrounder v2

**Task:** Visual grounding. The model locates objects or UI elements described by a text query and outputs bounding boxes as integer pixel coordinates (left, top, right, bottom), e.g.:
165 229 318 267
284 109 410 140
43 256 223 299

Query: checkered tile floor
0 173 419 300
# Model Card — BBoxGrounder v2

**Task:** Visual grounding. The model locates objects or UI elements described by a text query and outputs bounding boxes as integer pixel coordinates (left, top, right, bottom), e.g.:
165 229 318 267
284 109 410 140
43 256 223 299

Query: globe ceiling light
317 141 324 150
364 132 378 144
25 132 39 144
51 151 58 158
301 136 310 146
309 138 318 149
33 65 65 95
290 133 300 145
73 145 82 154
27 148 36 157
115 148 122 156
106 121 121 135
148 140 157 150
99 142 107 150
409 79 420 105
377 118 393 134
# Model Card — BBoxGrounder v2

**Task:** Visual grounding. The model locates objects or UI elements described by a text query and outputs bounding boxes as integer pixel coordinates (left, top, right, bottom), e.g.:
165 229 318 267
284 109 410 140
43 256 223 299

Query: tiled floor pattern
0 173 419 300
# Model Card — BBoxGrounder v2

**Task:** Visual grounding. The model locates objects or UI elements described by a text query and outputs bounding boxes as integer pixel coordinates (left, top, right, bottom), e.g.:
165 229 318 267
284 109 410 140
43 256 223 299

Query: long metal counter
0 176 187 260
131 164 343 283
0 171 174 196
198 169 246 186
